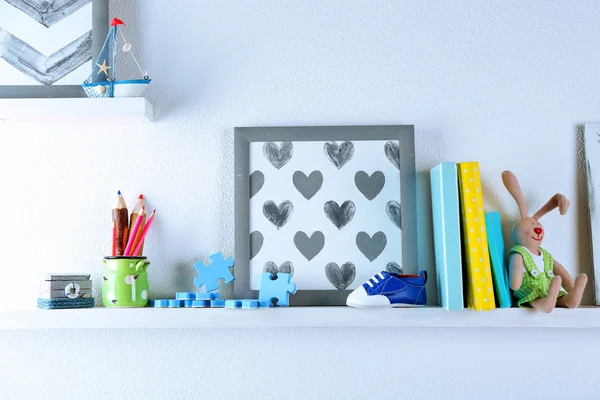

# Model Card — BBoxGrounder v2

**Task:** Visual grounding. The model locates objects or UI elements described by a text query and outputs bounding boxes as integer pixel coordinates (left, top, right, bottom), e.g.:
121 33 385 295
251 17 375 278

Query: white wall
1 0 600 398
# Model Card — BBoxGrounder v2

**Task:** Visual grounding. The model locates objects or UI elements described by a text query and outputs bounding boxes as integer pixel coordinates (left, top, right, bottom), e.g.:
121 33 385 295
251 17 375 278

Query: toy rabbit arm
509 253 525 291
552 258 575 292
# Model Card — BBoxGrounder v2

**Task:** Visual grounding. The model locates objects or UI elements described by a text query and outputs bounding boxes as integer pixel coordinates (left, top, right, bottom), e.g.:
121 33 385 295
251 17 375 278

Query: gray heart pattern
325 262 356 290
251 139 404 288
250 231 263 260
354 171 385 200
294 231 325 261
264 261 294 277
324 141 354 169
386 262 403 275
250 170 264 198
384 141 400 170
386 200 401 229
263 142 293 169
356 231 387 262
263 200 293 230
293 170 323 200
323 200 355 230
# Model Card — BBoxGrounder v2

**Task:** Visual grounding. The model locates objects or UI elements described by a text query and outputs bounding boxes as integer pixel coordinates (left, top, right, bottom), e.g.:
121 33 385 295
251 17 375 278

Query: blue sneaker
346 270 427 308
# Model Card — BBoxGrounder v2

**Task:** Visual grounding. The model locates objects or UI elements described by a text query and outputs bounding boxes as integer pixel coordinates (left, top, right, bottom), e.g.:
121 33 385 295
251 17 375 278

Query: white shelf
1 307 599 330
0 97 153 123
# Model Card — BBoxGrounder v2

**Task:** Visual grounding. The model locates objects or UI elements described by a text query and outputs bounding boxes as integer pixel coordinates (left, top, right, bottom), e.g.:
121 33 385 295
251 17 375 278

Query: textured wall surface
1 1 600 399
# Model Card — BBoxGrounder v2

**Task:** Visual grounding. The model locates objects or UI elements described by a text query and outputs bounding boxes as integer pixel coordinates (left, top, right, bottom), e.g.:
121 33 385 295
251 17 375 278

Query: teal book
430 162 463 310
485 212 512 308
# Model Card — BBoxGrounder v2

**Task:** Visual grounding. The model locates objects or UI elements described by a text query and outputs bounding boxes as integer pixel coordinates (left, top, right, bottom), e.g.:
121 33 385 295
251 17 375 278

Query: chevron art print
0 0 95 85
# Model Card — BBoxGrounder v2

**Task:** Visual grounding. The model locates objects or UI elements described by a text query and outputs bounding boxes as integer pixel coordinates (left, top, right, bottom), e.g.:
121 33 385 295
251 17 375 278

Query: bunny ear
532 194 570 220
502 170 529 218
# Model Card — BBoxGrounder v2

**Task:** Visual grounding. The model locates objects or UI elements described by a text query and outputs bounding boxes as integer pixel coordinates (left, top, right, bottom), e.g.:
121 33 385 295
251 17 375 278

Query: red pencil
132 209 156 256
111 219 117 256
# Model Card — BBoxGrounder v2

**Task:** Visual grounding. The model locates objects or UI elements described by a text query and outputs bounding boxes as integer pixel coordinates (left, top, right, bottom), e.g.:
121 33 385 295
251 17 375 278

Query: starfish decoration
96 59 111 76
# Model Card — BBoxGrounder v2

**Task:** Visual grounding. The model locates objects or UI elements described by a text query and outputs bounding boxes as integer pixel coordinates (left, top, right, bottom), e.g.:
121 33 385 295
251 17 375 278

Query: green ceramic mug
102 256 150 307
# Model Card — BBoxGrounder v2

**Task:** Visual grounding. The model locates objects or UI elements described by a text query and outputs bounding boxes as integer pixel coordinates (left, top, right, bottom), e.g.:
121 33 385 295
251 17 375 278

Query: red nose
534 228 543 235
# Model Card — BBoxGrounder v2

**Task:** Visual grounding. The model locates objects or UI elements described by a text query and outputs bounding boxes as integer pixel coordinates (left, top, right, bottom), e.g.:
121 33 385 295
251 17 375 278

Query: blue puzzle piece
176 292 196 300
258 272 297 307
149 300 167 307
149 299 183 308
225 300 246 309
183 299 211 308
210 299 226 308
193 252 234 292
195 292 220 300
176 292 220 300
191 300 211 308
225 299 268 309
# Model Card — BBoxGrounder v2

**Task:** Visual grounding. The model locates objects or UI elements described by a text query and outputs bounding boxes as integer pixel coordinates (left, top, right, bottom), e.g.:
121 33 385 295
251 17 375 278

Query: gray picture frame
234 125 417 306
0 0 108 98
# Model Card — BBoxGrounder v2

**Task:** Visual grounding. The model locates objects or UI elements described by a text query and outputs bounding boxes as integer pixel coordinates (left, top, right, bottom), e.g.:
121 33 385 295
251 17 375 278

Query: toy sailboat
82 18 150 98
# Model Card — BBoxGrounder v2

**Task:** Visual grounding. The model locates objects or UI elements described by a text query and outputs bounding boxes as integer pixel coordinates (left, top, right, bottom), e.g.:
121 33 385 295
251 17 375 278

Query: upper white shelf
1 307 599 330
0 97 153 123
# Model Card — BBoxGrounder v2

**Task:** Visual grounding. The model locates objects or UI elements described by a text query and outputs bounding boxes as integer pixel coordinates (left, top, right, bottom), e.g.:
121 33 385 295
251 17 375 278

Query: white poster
584 123 600 305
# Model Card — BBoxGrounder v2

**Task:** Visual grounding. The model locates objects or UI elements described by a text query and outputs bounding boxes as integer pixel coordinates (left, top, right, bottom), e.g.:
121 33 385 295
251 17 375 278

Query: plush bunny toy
502 170 587 313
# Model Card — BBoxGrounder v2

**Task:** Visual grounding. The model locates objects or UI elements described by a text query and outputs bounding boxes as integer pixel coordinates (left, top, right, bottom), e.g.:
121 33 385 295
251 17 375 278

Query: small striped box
37 273 94 310
457 162 496 311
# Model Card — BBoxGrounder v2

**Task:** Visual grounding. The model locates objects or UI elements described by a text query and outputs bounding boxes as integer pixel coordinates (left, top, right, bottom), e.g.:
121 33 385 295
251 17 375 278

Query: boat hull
113 79 151 97
81 79 151 98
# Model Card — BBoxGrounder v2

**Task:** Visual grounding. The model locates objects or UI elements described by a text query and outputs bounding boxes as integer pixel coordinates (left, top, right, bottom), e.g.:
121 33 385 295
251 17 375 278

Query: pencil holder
102 256 150 307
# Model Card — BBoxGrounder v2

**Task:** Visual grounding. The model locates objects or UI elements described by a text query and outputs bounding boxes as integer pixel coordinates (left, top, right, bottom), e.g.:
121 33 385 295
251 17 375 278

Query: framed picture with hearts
234 125 417 306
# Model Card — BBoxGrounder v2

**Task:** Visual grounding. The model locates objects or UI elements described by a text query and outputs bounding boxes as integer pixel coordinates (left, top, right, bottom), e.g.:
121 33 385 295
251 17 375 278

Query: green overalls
509 245 567 307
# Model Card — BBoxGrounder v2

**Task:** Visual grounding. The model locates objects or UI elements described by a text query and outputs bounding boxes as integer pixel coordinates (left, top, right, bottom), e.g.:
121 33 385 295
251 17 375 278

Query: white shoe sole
346 301 426 308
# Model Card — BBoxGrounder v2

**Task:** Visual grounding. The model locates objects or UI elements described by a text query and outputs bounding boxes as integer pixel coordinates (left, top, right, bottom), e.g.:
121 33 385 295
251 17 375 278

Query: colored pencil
124 206 145 256
112 190 129 256
111 219 116 256
128 194 146 255
132 209 156 257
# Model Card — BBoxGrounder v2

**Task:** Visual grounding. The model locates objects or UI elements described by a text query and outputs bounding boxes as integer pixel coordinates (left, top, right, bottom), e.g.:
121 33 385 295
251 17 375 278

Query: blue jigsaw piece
210 299 226 308
225 299 267 309
195 292 220 300
193 252 234 292
177 292 220 300
168 300 184 308
191 300 211 308
149 299 183 308
176 292 196 300
149 300 167 307
182 299 211 308
258 272 297 307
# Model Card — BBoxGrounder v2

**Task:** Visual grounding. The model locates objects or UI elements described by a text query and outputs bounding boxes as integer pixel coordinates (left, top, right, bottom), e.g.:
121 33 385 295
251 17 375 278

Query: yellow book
457 162 496 311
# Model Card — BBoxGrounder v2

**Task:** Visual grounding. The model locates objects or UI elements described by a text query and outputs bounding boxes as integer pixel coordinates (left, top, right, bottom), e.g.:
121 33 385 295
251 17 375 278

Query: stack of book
430 162 511 311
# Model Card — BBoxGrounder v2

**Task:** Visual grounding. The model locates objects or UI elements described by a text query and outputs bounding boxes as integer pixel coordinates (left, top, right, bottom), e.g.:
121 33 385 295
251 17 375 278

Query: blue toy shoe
346 270 427 308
